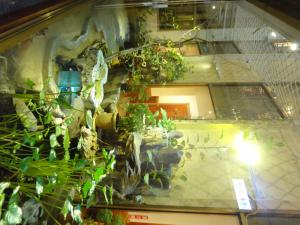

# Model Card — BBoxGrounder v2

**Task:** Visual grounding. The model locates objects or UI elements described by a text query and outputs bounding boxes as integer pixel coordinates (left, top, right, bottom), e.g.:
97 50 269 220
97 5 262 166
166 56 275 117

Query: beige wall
151 86 215 119
175 55 261 84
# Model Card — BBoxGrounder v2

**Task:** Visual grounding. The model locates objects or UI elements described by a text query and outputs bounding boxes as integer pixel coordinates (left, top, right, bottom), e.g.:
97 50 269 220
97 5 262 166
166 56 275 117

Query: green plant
0 87 115 224
121 42 187 86
112 214 125 225
96 209 113 224
119 104 176 133
135 8 152 46
96 209 125 225
119 104 156 132
157 108 176 132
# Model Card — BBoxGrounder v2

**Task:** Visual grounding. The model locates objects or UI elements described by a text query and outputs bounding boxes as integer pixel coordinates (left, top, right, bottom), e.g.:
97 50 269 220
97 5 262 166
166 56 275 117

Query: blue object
58 71 82 104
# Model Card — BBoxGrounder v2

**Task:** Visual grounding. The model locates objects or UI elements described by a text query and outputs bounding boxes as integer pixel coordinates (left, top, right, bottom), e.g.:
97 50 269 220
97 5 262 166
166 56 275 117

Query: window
209 84 283 120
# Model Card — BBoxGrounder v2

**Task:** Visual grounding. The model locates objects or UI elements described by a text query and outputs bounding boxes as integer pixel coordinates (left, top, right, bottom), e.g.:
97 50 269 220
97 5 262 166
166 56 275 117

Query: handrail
0 0 95 53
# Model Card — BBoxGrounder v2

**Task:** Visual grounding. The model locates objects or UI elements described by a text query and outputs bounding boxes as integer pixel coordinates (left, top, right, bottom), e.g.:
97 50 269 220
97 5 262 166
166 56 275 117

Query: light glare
234 132 260 165
290 43 298 51
271 31 277 37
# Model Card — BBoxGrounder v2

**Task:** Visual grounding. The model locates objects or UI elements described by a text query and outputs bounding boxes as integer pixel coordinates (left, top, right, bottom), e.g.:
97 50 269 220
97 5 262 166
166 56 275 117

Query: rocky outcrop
112 128 184 199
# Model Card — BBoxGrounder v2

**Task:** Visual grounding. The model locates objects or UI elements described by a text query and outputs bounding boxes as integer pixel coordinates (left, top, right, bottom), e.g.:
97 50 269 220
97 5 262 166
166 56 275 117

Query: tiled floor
248 216 300 225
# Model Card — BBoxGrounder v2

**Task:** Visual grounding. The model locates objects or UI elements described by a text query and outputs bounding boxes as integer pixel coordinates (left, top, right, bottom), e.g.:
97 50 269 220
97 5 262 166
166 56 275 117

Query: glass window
210 85 283 120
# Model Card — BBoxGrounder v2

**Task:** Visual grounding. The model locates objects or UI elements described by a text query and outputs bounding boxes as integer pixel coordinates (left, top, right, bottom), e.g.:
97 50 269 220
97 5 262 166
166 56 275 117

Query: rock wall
0 2 129 93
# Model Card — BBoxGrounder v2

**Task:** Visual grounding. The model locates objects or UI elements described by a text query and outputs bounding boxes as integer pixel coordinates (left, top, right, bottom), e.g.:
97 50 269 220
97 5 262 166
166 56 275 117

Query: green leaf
55 126 62 136
9 186 20 204
13 143 21 154
33 147 40 160
107 155 116 172
23 131 36 147
75 159 86 171
144 173 149 185
81 84 94 98
49 149 57 162
64 117 74 126
0 182 10 194
102 186 108 204
35 133 43 141
160 108 168 120
4 204 22 225
77 135 83 150
146 150 152 162
96 209 112 224
86 193 96 209
49 134 59 148
56 98 73 109
25 79 35 90
0 219 7 225
0 184 11 218
39 90 45 105
93 167 105 183
153 111 159 118
61 198 73 219
36 176 44 195
109 185 113 205
63 128 70 161
73 205 82 224
44 111 52 125
9 186 20 205
86 110 93 130
0 194 5 218
48 175 57 185
20 157 33 173
82 181 92 199
102 149 108 160
170 138 178 147
156 178 163 188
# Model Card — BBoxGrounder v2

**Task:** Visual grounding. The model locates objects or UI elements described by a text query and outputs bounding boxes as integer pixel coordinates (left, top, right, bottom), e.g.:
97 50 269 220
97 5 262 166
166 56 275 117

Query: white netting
233 4 300 119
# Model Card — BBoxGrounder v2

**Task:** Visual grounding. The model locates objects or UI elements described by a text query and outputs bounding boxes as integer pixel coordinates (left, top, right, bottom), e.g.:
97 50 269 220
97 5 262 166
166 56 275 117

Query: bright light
286 106 293 115
234 132 260 165
199 62 212 70
290 43 298 51
212 5 216 10
271 31 277 38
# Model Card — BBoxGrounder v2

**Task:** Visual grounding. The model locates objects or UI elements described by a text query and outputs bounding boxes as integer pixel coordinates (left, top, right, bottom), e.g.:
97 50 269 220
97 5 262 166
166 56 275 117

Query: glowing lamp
234 132 260 165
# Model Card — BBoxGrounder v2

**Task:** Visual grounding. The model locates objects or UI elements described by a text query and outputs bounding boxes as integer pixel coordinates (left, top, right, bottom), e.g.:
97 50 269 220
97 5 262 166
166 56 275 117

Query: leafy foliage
96 209 126 225
119 104 156 132
0 91 116 224
157 108 176 132
120 42 187 92
120 104 175 132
